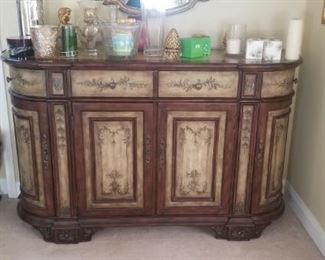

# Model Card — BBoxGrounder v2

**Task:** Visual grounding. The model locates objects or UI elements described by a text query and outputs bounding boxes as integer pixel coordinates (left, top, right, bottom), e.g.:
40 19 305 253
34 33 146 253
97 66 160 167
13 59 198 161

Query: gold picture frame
323 0 325 24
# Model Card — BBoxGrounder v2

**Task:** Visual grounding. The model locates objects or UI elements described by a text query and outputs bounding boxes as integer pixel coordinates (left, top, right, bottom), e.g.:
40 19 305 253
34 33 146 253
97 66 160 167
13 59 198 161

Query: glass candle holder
141 8 165 57
30 25 58 58
101 22 141 57
226 24 247 55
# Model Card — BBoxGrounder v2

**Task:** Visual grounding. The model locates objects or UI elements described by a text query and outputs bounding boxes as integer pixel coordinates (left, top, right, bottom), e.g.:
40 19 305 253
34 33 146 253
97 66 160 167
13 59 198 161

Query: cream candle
227 39 241 55
285 18 304 60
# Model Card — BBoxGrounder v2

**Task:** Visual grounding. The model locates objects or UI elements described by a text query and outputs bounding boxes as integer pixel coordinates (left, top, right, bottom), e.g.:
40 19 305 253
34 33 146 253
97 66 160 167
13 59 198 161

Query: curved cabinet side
12 97 55 217
252 99 292 214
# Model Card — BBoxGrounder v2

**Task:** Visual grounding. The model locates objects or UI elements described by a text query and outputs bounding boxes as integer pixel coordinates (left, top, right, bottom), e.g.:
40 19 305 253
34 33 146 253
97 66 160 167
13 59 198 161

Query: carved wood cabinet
3 52 301 243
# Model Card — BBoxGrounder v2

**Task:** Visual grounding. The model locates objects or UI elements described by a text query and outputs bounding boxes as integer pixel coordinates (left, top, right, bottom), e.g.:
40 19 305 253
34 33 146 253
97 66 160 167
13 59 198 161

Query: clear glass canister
16 0 44 36
226 24 247 55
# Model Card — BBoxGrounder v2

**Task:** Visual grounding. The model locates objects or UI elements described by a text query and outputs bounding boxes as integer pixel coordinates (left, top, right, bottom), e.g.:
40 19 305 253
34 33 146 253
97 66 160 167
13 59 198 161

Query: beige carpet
0 197 323 260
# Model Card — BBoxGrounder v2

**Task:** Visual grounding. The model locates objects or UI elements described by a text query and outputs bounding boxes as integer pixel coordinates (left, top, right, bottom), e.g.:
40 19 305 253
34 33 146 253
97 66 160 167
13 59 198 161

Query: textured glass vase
142 8 165 58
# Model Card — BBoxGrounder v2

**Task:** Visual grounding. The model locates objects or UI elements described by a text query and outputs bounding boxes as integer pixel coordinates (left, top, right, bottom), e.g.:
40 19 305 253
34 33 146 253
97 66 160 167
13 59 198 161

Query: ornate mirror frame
103 0 209 17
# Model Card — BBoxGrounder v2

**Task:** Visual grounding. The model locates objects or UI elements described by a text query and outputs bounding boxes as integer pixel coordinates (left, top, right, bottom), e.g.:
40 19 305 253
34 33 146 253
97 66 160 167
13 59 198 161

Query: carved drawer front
261 69 295 98
73 103 153 216
159 71 239 98
12 101 54 216
9 67 46 97
158 103 238 215
71 70 154 97
252 102 291 213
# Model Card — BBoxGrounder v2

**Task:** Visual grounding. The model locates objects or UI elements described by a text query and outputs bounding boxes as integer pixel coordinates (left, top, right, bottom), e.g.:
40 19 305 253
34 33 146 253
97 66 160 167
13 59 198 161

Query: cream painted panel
262 69 295 98
260 108 290 206
165 111 226 207
9 68 46 97
94 121 134 200
71 70 153 97
175 121 216 198
13 107 45 208
159 71 238 97
53 105 70 215
82 111 144 209
234 105 254 214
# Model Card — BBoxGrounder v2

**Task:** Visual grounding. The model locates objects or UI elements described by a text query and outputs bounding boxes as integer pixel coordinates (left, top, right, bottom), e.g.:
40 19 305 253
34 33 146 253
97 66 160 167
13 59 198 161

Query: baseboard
0 178 20 197
0 178 8 194
286 183 325 257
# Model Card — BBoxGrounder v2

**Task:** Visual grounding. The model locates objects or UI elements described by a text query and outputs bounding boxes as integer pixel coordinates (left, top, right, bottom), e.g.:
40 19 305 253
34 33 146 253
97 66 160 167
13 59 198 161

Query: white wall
44 0 307 48
288 0 325 230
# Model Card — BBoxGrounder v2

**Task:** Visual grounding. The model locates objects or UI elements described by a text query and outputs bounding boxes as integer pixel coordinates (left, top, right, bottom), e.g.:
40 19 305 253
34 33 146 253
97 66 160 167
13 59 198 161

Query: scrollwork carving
145 135 151 166
104 170 129 196
244 74 257 96
179 169 208 196
54 107 67 148
57 229 76 243
52 73 64 95
166 77 232 92
41 134 49 170
77 76 149 91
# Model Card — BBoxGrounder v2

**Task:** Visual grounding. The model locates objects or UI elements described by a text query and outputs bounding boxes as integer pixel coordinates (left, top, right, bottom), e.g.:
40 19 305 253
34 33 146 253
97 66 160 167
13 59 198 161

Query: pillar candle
226 39 241 55
285 18 304 60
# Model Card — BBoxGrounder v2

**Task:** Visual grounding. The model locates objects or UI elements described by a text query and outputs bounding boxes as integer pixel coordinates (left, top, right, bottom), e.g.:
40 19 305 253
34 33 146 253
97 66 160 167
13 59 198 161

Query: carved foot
212 222 270 241
35 225 101 244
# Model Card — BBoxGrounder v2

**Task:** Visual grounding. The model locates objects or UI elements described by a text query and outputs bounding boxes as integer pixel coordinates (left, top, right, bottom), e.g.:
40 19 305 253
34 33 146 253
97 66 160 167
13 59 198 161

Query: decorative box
263 39 283 61
246 38 265 60
180 36 211 58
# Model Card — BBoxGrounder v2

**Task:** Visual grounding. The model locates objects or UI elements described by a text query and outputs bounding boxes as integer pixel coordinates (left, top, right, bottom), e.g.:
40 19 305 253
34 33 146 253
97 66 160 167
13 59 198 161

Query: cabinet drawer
261 69 295 98
9 67 46 97
71 70 154 97
159 71 239 98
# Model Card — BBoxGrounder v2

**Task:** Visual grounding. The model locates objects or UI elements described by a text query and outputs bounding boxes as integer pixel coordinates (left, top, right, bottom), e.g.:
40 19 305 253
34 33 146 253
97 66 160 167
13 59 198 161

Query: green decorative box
180 36 211 58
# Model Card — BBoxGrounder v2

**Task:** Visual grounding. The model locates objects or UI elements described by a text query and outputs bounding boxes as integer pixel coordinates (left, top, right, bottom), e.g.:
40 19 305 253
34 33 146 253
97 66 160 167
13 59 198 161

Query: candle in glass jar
226 39 241 55
112 32 134 56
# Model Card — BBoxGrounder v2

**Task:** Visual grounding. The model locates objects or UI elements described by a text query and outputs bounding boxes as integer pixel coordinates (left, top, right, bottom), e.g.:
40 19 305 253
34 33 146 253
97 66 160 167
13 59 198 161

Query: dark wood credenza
2 51 302 243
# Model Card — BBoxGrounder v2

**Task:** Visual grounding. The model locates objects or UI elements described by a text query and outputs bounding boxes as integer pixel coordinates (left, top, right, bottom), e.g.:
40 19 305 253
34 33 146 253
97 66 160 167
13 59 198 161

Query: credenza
2 51 302 243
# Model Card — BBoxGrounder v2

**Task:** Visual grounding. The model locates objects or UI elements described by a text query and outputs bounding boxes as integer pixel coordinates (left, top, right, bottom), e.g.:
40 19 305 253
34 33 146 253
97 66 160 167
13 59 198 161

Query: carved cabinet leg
212 221 270 241
34 225 100 244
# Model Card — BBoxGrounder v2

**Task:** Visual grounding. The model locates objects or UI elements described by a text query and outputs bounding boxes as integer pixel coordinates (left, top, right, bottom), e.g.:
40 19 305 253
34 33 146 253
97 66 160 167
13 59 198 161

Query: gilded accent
165 111 226 207
53 105 70 215
9 67 46 97
262 69 295 97
159 71 238 97
260 108 290 205
234 106 254 214
71 70 153 97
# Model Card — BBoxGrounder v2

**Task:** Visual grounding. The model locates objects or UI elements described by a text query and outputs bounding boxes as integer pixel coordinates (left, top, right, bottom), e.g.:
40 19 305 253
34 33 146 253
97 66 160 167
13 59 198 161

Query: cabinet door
157 103 238 215
73 103 154 217
252 100 291 214
12 98 54 216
